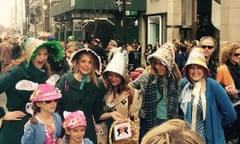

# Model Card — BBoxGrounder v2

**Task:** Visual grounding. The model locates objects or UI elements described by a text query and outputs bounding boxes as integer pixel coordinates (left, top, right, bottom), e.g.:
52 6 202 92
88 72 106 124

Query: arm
211 79 237 125
21 122 35 144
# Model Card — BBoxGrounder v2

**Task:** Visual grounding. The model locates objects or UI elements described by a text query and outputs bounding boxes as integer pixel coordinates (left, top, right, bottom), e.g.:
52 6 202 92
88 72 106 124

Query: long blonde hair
72 52 99 87
219 42 240 65
146 60 182 82
141 119 204 144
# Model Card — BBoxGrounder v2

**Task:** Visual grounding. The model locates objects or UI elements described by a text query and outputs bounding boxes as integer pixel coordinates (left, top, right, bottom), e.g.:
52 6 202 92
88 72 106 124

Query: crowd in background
0 34 239 144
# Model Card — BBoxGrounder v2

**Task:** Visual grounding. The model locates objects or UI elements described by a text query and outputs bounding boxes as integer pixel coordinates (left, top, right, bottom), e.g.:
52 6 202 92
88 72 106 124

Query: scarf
181 79 206 131
79 75 88 90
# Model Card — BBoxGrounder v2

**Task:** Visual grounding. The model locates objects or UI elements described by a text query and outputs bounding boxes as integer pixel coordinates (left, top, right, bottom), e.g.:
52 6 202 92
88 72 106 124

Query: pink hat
62 111 87 129
30 83 62 102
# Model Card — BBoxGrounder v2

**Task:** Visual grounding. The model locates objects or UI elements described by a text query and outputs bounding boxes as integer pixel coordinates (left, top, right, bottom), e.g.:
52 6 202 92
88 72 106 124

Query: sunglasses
43 99 58 104
234 53 240 57
201 45 214 49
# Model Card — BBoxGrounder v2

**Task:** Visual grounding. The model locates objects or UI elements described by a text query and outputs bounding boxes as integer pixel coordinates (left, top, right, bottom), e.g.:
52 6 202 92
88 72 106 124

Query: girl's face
37 100 58 113
66 126 86 143
107 72 122 87
65 46 78 60
32 47 48 69
188 64 205 82
230 48 240 64
76 54 93 75
153 60 168 76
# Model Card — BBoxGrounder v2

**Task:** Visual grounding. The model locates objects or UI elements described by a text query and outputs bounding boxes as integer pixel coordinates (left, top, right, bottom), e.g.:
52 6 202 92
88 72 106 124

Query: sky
0 0 13 27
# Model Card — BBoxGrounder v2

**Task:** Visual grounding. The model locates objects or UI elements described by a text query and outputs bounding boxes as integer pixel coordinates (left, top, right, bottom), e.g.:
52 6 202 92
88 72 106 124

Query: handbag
109 119 139 144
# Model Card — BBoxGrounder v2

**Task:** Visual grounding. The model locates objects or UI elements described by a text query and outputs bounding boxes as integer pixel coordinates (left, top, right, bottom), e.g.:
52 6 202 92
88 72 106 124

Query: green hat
24 37 64 65
68 35 75 41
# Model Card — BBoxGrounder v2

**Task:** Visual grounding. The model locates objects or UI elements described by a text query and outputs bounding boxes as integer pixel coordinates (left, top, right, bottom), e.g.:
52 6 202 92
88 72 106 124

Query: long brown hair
147 60 182 82
4 55 52 77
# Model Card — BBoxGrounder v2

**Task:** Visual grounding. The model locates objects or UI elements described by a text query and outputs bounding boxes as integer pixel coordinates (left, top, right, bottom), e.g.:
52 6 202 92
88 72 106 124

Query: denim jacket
21 112 62 144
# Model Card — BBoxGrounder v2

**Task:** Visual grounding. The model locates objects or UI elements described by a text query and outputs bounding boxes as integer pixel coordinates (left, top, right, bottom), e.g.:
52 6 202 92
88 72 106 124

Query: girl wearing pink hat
16 76 63 144
0 37 64 144
61 110 93 144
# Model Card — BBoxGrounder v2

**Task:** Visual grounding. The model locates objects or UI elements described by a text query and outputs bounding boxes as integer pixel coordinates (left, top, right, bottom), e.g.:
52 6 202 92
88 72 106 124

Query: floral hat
147 42 175 73
62 110 87 129
29 83 62 102
24 37 64 65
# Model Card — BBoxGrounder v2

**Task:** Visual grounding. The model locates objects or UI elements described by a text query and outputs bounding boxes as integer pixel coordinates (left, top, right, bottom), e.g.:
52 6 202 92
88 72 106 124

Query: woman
0 37 64 144
102 52 141 143
56 48 123 144
141 119 204 144
216 42 240 142
179 47 237 143
129 42 182 141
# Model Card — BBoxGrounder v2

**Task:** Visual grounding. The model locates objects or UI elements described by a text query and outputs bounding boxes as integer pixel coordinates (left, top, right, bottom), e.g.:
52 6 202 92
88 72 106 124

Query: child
61 110 93 144
17 77 62 144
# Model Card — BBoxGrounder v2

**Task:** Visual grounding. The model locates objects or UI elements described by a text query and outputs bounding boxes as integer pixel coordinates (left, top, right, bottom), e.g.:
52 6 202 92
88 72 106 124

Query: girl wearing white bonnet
129 42 182 141
179 47 237 143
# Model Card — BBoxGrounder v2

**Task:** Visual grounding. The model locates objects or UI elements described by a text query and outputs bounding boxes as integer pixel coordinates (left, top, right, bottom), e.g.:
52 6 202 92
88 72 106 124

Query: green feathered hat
24 37 64 65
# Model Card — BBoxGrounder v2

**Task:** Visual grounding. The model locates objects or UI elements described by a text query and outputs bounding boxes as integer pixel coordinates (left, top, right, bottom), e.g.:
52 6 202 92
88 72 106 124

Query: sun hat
70 48 102 74
62 110 87 129
147 42 175 73
183 47 209 77
30 83 62 102
24 37 64 65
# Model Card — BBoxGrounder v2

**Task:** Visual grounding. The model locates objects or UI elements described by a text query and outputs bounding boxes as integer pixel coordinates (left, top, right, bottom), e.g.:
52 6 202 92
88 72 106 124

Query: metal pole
122 0 127 45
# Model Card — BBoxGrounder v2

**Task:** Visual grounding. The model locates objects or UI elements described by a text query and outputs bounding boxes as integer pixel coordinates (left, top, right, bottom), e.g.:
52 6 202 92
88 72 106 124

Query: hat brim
30 40 64 62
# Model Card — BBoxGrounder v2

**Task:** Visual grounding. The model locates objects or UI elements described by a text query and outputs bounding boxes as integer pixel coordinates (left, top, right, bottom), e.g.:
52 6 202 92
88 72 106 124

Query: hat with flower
147 42 176 73
15 74 62 102
24 37 64 66
29 83 61 102
62 110 87 129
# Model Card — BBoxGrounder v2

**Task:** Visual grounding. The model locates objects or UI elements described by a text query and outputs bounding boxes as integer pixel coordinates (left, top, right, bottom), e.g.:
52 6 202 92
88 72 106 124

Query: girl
129 42 182 141
0 37 64 144
57 48 123 144
101 52 141 143
17 76 63 144
179 47 236 143
61 110 93 144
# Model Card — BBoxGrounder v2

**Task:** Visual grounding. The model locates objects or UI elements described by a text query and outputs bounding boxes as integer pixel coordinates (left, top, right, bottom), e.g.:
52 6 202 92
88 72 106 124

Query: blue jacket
181 78 237 144
21 112 62 144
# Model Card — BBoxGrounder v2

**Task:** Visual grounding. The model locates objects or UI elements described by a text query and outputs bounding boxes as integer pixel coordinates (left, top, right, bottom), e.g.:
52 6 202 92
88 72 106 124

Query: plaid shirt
131 71 180 130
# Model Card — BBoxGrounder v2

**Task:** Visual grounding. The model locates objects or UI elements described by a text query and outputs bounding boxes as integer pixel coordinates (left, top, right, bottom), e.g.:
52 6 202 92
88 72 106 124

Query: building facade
51 0 146 46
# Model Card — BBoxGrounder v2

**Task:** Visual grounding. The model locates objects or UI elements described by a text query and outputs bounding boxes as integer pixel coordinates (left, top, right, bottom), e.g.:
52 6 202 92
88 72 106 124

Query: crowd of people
0 34 239 144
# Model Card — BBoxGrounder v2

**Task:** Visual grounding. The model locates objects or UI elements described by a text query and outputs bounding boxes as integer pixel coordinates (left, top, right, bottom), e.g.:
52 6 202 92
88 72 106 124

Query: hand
4 111 26 120
111 111 125 122
225 85 238 96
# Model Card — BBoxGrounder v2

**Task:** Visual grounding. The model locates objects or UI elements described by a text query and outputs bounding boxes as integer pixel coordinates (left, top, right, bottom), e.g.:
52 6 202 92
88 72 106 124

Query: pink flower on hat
63 111 87 129
30 83 62 102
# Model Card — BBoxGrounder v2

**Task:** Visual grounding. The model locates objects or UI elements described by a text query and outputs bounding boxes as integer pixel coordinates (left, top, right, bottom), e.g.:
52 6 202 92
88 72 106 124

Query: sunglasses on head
43 99 58 104
201 45 214 49
234 53 240 57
